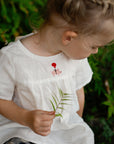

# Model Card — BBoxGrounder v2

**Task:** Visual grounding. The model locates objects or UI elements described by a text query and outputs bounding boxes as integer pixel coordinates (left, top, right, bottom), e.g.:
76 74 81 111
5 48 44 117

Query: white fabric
0 37 94 144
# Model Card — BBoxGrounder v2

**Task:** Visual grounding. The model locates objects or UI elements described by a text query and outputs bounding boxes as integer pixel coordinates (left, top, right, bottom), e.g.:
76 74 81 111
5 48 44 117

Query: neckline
17 39 63 61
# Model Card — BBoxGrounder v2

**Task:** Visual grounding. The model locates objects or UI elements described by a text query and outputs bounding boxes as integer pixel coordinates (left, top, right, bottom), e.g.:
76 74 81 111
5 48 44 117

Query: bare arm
0 99 29 126
76 87 85 117
0 99 55 136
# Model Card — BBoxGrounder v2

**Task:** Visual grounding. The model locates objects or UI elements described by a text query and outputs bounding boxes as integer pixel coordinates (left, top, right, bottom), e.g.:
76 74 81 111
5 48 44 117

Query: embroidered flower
51 63 62 76
52 63 56 69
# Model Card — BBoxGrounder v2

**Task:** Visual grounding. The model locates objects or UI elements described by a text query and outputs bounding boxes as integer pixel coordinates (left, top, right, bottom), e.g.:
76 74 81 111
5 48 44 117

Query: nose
92 48 98 54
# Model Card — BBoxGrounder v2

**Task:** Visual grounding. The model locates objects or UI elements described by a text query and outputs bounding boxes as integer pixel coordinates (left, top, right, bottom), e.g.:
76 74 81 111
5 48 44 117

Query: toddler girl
0 0 114 144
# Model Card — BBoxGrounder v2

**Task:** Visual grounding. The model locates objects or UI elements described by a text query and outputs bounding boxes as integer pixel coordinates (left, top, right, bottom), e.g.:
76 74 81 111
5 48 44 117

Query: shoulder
0 40 26 66
0 33 34 57
0 39 26 59
71 58 89 67
0 41 16 57
0 41 19 65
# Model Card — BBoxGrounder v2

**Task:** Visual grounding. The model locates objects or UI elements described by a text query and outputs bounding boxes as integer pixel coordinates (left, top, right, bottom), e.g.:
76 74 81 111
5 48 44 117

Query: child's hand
25 110 55 136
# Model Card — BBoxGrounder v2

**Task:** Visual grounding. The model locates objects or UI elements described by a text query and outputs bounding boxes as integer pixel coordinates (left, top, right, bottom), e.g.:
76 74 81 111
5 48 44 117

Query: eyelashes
92 45 104 49
91 46 98 49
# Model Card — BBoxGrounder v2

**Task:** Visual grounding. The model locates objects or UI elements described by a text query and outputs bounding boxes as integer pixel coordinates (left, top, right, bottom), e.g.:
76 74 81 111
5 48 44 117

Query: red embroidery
52 63 57 68
51 63 62 76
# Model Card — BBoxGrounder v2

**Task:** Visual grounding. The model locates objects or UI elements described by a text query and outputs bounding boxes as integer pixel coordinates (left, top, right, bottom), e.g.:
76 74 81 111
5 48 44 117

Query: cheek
64 40 92 59
73 45 92 59
70 48 91 59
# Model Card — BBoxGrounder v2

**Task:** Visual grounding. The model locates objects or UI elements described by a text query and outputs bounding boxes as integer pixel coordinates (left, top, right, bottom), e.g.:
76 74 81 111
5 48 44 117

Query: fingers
40 120 53 127
38 126 51 132
40 110 55 116
35 122 52 136
28 110 55 136
36 111 55 136
41 114 55 121
39 110 55 121
36 123 52 136
37 130 51 136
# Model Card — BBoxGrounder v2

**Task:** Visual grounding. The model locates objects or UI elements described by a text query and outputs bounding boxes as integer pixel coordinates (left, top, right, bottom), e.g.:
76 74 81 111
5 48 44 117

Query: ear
62 31 77 45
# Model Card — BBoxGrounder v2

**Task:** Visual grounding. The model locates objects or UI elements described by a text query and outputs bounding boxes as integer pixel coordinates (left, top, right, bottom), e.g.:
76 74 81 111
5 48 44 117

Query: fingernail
49 111 55 114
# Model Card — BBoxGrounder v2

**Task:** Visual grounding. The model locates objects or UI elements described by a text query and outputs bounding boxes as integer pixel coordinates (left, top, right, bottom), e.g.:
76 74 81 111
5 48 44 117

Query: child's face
61 20 114 60
62 33 113 60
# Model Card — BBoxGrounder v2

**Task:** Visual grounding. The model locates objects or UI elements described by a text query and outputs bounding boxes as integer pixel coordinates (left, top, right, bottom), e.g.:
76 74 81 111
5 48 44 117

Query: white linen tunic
0 39 94 144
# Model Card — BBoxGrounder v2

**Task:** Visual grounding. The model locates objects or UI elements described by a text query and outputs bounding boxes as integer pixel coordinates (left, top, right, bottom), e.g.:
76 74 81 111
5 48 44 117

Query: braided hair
91 0 114 14
39 0 114 35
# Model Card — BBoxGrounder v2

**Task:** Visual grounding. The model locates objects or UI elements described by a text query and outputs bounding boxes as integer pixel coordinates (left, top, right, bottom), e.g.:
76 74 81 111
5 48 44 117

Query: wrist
20 109 30 126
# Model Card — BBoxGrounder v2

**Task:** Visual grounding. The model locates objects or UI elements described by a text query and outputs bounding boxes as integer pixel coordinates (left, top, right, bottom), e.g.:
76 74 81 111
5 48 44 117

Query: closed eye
92 46 98 49
92 45 105 49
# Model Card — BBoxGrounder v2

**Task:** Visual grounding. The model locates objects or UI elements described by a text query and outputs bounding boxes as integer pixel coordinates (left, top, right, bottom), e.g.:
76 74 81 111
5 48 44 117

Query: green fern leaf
55 113 63 118
60 103 69 105
58 88 64 98
50 87 72 118
64 93 70 95
53 92 59 102
50 100 56 111
52 96 58 107
58 107 64 110
61 98 71 101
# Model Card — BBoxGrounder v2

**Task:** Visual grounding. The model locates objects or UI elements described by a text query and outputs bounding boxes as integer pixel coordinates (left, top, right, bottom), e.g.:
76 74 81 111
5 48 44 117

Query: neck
34 25 62 56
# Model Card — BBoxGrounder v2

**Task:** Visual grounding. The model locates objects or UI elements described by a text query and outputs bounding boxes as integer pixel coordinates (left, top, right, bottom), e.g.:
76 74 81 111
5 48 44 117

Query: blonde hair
42 0 114 35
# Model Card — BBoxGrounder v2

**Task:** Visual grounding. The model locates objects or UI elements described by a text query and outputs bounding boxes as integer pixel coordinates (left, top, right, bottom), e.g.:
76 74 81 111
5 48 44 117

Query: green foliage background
0 0 114 143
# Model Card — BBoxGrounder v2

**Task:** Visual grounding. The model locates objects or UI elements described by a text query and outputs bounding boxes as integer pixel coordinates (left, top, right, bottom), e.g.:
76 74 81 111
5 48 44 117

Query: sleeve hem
0 96 12 101
76 72 93 90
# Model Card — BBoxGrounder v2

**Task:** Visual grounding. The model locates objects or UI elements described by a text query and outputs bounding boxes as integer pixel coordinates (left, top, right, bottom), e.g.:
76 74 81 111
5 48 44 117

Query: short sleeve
75 58 93 90
0 50 15 100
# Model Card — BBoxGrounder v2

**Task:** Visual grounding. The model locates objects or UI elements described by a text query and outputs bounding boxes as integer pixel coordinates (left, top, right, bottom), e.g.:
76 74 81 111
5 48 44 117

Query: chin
65 53 89 60
71 56 88 60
